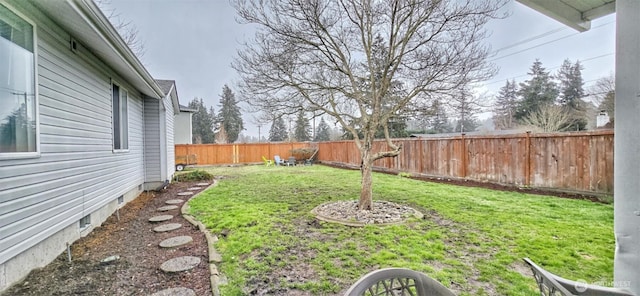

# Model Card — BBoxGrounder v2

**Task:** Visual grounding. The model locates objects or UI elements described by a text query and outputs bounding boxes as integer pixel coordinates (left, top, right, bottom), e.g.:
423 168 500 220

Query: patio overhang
516 0 615 31
516 1 640 295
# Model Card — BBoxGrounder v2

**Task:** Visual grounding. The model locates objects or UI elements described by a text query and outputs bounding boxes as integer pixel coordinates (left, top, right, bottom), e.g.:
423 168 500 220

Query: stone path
165 199 184 205
159 236 193 248
160 256 201 272
157 205 179 212
148 215 173 222
153 223 182 232
151 287 196 296
148 183 220 296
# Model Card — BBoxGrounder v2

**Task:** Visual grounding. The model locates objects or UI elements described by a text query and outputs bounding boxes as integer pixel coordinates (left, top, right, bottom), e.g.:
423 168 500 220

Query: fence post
461 133 467 178
524 131 531 186
418 138 424 174
233 144 238 164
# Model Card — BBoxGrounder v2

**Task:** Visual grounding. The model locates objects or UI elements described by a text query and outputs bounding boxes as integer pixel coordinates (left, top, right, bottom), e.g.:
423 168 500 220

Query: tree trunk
359 148 374 211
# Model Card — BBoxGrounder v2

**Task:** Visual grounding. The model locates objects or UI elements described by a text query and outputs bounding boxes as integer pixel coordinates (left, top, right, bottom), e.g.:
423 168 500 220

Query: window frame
111 81 129 152
0 2 40 160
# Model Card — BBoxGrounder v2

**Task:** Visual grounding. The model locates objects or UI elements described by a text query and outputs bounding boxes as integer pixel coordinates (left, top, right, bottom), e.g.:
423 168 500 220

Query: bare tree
215 124 229 144
589 74 615 123
95 0 146 58
521 104 573 132
233 0 506 210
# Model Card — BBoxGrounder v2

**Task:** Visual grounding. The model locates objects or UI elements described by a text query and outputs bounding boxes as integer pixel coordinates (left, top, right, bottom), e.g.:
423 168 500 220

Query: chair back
523 258 635 296
345 268 455 296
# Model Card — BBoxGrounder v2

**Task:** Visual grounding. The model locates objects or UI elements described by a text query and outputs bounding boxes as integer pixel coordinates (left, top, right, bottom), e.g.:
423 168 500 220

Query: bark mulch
4 181 212 296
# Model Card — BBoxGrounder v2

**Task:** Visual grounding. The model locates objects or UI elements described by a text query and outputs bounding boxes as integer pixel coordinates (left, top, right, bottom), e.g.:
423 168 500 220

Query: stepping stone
177 192 193 196
160 256 201 272
153 223 182 232
157 205 179 212
159 236 193 248
187 187 202 191
165 199 184 205
196 183 209 186
151 287 196 296
148 215 173 223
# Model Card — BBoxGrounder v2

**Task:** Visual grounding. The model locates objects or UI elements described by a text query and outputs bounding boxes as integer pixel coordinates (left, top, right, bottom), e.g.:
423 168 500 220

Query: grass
187 165 614 295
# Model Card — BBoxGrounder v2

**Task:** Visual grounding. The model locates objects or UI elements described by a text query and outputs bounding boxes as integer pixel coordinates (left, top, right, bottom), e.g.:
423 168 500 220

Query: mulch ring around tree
312 200 423 226
4 181 212 296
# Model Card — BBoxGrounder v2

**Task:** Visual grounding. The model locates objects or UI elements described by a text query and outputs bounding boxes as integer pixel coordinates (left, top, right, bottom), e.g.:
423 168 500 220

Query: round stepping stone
148 215 173 222
177 192 193 196
196 183 209 186
160 256 201 272
159 236 193 248
151 287 196 296
157 205 179 212
187 187 202 191
165 199 184 205
153 223 182 232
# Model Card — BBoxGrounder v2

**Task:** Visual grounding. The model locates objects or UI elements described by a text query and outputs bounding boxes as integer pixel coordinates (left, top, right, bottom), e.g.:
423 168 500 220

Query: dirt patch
3 182 212 296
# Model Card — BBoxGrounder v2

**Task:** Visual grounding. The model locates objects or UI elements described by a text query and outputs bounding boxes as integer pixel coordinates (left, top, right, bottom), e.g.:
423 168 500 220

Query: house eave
31 0 164 99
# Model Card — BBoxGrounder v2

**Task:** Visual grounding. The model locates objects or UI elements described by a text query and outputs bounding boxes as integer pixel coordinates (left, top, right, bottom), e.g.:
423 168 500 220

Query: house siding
163 94 175 179
175 112 192 144
144 97 161 184
0 0 146 279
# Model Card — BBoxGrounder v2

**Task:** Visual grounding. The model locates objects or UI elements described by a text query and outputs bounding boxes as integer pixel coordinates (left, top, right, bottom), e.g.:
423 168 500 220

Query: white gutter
67 0 165 99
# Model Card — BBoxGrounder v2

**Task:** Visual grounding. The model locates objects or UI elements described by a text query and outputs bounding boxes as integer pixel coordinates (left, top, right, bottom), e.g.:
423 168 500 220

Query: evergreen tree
217 85 244 143
268 117 287 142
314 117 331 141
515 60 558 121
188 97 216 144
427 99 453 134
492 80 519 130
557 59 587 130
293 110 311 141
450 88 481 133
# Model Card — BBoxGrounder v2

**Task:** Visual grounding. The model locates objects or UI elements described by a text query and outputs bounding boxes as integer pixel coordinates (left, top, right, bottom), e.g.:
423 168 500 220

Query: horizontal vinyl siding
174 113 192 144
144 98 161 182
164 95 175 177
0 3 147 265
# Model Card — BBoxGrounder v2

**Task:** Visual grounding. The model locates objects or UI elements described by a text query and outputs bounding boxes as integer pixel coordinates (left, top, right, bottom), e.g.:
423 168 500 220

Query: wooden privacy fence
176 130 614 194
316 130 614 194
175 142 311 165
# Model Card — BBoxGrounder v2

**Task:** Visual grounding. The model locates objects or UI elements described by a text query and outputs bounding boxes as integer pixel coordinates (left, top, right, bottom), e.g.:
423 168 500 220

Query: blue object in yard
274 155 285 166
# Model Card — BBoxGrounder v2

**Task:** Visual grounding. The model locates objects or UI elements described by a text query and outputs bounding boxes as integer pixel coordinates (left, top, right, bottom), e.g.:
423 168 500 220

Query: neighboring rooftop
179 104 196 112
155 79 176 95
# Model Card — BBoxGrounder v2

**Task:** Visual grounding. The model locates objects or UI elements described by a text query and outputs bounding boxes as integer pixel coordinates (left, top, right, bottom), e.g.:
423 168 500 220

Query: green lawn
187 165 614 295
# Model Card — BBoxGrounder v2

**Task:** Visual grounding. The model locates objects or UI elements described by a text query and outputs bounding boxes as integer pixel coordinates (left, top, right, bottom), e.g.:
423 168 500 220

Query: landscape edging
179 179 221 296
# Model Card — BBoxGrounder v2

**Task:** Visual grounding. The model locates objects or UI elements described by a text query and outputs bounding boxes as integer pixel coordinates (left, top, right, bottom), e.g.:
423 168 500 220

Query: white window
0 4 37 156
112 83 128 150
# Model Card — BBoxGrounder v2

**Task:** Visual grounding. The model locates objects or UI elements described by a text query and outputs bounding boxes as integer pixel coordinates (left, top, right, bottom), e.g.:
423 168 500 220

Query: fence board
176 130 614 194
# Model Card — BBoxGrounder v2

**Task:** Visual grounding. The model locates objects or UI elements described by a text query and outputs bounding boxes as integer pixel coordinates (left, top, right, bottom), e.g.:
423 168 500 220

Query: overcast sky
104 0 616 137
